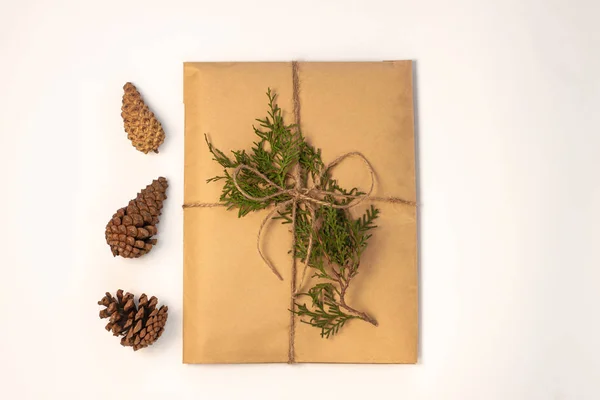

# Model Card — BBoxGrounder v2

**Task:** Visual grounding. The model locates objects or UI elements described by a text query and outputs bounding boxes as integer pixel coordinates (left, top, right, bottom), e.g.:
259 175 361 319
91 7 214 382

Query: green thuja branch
291 204 380 337
294 283 358 339
206 88 302 217
207 89 380 338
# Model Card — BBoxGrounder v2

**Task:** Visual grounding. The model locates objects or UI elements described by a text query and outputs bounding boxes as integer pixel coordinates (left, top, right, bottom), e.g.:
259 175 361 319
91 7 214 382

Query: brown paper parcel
183 61 418 363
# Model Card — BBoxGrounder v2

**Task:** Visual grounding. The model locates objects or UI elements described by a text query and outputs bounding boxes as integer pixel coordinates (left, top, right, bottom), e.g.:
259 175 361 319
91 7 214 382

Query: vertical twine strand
288 61 301 364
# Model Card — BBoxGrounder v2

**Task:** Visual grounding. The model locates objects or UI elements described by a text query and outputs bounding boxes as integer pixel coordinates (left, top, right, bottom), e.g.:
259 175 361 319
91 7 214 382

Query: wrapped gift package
183 61 418 363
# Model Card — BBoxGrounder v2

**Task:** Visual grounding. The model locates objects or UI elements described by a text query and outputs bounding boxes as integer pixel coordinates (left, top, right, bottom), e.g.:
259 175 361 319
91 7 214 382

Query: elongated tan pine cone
105 177 168 258
121 82 165 154
98 290 168 351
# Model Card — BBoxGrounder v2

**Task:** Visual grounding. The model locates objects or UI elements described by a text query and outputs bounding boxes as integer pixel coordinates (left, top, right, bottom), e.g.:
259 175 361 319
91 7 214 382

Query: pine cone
105 177 168 258
121 82 165 154
98 290 168 351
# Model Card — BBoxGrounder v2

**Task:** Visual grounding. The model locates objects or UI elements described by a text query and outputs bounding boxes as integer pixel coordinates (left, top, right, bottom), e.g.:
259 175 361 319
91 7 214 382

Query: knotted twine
182 61 417 363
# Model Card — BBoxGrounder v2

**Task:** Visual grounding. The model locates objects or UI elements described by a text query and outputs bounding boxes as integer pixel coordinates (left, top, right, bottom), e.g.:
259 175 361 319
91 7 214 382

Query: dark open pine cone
98 290 168 351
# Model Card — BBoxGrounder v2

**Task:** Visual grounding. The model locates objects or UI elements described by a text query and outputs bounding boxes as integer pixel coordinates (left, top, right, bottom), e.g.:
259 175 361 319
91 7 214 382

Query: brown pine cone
98 290 168 351
105 177 168 258
121 82 165 154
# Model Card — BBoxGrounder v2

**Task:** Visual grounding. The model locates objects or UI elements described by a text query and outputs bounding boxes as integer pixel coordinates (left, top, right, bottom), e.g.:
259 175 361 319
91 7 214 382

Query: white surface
1 0 599 398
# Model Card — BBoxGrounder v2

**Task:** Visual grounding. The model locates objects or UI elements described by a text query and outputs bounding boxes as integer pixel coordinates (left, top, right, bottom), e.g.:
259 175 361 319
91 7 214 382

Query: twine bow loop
230 151 379 292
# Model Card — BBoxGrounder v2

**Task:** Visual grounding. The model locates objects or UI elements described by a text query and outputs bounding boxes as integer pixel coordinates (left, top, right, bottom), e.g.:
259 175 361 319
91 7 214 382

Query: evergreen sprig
207 89 380 338
206 88 302 217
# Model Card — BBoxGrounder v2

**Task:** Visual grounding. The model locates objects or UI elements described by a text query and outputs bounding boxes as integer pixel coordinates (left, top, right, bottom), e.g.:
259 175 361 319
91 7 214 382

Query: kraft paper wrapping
183 61 417 364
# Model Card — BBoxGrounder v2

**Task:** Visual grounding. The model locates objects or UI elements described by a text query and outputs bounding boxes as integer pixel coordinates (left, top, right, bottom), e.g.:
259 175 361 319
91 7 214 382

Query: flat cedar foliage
207 90 379 338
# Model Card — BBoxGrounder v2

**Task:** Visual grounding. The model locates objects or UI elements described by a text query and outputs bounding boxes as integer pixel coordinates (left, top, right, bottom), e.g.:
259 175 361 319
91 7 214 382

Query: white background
1 0 599 398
